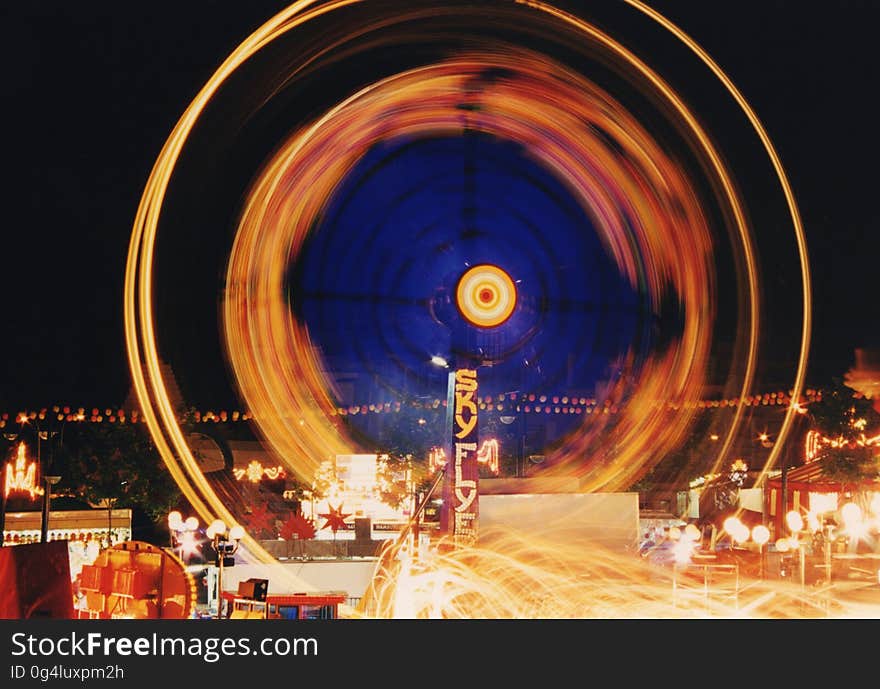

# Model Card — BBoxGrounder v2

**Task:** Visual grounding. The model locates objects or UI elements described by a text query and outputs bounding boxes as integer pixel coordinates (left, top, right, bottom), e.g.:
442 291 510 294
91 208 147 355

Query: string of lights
0 389 830 429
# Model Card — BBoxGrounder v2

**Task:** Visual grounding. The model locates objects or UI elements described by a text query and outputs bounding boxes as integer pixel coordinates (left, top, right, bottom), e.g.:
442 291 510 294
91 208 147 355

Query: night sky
2 0 878 413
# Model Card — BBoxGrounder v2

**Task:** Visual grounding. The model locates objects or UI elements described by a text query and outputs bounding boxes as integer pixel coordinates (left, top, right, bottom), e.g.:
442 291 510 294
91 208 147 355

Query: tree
61 420 181 543
811 378 880 488
375 453 434 511
310 459 339 502
372 403 443 464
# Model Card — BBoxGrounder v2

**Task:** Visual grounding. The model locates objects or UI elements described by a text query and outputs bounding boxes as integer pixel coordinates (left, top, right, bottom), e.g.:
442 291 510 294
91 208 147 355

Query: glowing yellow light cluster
804 427 880 463
3 442 43 500
476 438 500 474
455 265 517 328
427 439 500 476
233 460 287 483
428 447 446 474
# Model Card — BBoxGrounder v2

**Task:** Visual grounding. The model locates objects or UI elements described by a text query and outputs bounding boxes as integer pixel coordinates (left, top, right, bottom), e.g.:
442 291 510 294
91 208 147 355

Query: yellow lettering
453 368 478 438
455 390 477 416
454 442 477 511
454 368 478 392
454 390 477 438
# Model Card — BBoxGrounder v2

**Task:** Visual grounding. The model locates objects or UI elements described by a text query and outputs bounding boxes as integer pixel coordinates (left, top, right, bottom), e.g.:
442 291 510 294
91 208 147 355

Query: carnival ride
76 540 196 619
123 0 819 618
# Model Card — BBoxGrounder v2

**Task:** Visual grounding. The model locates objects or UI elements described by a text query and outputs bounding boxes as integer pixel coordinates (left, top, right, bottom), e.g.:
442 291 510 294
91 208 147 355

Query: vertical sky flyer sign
440 368 479 547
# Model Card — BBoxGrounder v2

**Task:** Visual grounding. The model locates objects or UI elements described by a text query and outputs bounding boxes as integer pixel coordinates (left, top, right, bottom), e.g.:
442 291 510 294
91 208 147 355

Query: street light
720 516 770 581
751 524 770 579
167 510 183 542
669 524 702 606
785 509 807 589
15 412 61 471
206 519 245 619
723 516 751 547
786 509 804 533
40 475 61 543
167 512 201 562
13 412 71 544
840 501 865 550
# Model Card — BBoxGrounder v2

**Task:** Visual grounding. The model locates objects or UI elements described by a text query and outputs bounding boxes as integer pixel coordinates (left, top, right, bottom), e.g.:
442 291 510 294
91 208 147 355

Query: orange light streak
123 0 811 608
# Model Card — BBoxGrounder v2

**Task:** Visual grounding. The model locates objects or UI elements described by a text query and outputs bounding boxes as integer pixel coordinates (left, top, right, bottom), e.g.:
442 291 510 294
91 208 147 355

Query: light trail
124 1 811 607
358 525 878 619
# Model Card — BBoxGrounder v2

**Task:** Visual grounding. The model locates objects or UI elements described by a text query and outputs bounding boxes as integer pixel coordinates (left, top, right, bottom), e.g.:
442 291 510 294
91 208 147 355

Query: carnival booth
765 459 880 535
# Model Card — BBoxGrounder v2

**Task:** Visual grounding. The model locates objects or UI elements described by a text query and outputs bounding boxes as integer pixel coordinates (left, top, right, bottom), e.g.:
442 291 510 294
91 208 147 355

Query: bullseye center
455 264 517 328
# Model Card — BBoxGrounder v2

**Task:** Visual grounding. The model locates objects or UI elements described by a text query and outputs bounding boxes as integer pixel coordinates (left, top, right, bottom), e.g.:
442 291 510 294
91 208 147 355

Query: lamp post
724 517 771 580
167 512 201 563
751 524 771 580
14 412 69 544
840 501 866 553
785 509 806 590
724 517 771 579
40 475 61 543
719 516 768 603
498 389 523 478
167 511 182 548
669 524 702 607
206 519 244 619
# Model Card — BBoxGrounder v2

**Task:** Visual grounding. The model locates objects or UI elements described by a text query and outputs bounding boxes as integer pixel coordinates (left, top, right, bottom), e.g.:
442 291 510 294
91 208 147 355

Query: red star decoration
318 503 351 534
279 512 317 541
244 502 275 537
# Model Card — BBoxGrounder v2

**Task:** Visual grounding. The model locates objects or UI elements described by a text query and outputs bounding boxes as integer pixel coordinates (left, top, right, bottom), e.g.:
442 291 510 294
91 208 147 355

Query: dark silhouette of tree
60 421 181 542
811 378 880 487
372 403 442 464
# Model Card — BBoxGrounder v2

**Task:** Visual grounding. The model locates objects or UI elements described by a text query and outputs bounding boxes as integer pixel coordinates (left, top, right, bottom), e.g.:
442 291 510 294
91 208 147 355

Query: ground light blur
354 515 880 619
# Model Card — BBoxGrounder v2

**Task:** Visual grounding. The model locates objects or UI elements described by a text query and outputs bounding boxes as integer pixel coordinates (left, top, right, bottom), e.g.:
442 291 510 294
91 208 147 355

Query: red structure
0 540 73 619
220 590 346 619
765 459 880 535
76 541 195 619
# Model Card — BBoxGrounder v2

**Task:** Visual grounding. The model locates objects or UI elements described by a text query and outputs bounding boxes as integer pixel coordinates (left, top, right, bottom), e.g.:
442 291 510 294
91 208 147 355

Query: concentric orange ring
456 264 517 328
123 0 811 566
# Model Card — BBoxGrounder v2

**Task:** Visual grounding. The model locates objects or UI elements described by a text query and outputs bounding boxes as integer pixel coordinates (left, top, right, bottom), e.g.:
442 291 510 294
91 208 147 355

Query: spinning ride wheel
125 1 810 567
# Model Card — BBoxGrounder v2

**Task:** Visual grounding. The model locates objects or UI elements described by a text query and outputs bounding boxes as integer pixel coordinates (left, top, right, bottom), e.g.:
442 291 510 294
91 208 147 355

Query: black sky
2 0 878 412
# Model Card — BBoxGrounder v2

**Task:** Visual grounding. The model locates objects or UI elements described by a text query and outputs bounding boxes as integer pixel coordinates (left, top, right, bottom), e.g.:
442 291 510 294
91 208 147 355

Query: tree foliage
375 453 435 511
371 404 443 463
811 378 880 486
60 421 181 524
